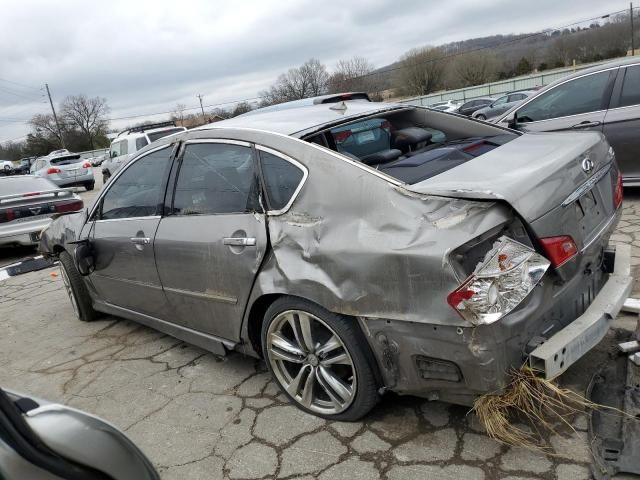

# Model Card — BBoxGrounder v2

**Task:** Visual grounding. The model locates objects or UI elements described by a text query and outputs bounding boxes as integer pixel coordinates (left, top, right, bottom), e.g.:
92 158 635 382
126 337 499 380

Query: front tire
102 172 110 184
59 251 98 322
261 297 378 421
84 181 95 191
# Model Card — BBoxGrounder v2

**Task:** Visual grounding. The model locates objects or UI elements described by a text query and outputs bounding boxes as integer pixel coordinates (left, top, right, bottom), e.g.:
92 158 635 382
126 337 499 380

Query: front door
513 69 616 134
602 64 640 182
88 145 174 319
154 140 267 341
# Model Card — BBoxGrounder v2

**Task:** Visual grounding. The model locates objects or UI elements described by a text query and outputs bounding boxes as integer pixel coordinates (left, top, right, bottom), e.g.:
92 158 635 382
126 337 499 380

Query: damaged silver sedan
39 97 631 420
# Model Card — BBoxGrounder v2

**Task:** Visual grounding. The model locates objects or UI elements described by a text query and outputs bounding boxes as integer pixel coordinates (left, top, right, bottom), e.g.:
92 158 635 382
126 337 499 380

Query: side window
110 141 121 158
493 96 508 106
619 65 640 108
121 139 129 155
136 137 149 151
259 150 305 211
172 143 260 215
517 71 612 122
100 147 172 220
508 93 525 102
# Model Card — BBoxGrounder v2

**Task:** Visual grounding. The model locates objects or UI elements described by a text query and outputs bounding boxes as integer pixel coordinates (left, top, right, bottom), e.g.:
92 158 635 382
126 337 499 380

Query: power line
0 78 41 91
0 85 44 102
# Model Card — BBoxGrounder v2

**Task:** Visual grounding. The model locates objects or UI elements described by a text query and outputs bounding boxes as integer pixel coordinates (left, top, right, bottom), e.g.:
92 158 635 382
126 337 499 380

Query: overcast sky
0 0 625 145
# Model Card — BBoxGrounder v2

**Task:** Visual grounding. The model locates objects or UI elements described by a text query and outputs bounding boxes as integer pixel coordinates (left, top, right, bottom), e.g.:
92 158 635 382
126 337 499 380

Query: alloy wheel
266 309 357 415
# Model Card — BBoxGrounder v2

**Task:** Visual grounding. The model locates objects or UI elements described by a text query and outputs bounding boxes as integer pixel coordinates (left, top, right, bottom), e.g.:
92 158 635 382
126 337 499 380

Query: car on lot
90 152 107 167
0 176 83 247
1 160 14 175
495 57 640 186
15 157 37 175
428 100 460 112
472 90 535 121
30 151 95 191
40 96 629 421
455 97 496 116
102 121 186 183
0 387 159 480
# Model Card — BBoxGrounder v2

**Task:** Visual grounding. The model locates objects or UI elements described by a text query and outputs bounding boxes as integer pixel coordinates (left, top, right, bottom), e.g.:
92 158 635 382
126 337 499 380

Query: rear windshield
0 177 58 196
147 128 184 142
50 155 82 165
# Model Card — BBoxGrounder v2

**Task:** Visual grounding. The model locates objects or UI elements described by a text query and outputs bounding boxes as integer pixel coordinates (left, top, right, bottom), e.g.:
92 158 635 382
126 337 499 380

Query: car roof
198 101 410 137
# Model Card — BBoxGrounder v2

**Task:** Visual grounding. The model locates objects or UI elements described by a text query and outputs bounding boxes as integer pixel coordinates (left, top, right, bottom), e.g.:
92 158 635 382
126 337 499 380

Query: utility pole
197 94 206 123
632 2 636 56
45 83 65 148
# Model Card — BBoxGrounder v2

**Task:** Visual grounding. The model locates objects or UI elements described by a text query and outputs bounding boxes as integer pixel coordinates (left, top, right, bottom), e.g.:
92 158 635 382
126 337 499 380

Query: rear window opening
304 108 518 184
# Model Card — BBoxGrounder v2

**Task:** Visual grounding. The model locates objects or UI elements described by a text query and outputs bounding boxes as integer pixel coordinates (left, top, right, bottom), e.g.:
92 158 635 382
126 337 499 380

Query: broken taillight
614 170 623 209
447 237 549 325
539 236 578 268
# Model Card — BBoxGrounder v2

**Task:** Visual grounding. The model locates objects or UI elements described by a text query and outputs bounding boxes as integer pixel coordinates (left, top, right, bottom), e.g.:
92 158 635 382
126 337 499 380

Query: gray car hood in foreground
410 131 610 222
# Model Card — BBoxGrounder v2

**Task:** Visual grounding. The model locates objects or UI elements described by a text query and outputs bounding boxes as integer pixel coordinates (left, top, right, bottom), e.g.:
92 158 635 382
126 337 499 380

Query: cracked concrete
2 190 640 479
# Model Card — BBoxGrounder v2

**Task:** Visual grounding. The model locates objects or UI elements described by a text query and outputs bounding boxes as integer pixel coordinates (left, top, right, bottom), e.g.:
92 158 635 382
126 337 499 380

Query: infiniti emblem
29 207 41 215
581 157 594 174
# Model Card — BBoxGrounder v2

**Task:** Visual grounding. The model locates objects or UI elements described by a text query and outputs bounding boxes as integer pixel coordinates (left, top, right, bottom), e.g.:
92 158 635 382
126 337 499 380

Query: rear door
154 140 268 341
602 63 640 182
88 145 174 319
513 68 617 133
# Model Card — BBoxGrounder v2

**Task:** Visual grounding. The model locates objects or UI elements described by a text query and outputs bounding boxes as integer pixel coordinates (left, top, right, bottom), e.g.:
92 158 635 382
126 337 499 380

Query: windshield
147 128 184 142
0 177 57 195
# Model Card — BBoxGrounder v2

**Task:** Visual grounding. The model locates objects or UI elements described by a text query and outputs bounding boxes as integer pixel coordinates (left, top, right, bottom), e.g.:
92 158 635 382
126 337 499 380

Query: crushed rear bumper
529 243 632 379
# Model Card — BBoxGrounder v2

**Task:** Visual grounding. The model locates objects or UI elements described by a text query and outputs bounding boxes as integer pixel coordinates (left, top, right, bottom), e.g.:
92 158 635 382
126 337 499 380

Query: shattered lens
448 236 550 325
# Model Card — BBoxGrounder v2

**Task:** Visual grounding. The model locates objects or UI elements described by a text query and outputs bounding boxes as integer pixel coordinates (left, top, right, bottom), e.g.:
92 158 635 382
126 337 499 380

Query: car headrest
361 149 402 166
393 128 433 150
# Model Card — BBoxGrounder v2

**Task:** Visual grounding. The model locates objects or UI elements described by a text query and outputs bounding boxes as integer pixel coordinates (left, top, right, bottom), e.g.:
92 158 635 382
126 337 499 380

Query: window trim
255 145 309 216
513 67 619 125
168 138 260 217
89 144 174 221
609 63 640 110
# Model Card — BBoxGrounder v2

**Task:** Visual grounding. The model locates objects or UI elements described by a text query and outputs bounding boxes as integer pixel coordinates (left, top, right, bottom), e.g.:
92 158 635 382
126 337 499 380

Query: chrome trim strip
561 165 611 207
185 138 251 147
88 144 173 220
91 273 164 290
163 286 237 304
94 216 161 224
255 145 309 215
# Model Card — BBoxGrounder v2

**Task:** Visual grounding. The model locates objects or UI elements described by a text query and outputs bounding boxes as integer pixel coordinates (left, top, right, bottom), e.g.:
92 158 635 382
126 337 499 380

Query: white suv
102 122 186 183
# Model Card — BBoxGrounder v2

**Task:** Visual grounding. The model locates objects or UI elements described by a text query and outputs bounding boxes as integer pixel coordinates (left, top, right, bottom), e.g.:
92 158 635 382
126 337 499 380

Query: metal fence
397 61 605 107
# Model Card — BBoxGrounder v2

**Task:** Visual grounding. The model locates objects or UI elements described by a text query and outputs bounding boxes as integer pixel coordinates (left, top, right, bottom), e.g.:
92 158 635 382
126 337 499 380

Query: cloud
0 0 618 143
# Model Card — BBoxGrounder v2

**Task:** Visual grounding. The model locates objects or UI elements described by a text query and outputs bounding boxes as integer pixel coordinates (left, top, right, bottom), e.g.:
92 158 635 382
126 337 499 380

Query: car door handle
130 237 151 245
572 121 601 129
223 237 256 246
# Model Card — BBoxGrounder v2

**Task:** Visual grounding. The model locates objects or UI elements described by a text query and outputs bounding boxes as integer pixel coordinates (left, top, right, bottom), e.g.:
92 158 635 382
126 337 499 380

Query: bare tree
29 114 64 146
396 47 447 96
452 52 498 87
260 58 329 105
61 95 110 149
231 101 253 117
328 56 376 93
172 103 187 125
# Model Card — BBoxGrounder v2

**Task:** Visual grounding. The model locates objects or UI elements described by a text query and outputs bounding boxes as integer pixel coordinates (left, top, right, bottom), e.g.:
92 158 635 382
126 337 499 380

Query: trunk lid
409 131 618 251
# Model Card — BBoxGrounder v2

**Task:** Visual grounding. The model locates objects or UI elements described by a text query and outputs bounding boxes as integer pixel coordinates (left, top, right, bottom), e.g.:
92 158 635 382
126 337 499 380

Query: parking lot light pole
197 94 206 123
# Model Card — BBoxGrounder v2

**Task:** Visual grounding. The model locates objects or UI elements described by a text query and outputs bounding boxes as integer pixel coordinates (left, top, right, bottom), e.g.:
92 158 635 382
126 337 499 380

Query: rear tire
84 181 95 191
102 173 110 184
261 297 379 421
59 251 98 322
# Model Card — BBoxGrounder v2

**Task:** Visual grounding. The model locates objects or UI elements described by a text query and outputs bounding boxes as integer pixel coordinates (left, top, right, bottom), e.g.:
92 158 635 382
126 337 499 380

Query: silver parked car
496 57 640 186
0 176 83 247
30 151 95 191
0 387 159 480
472 90 535 121
40 98 629 421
